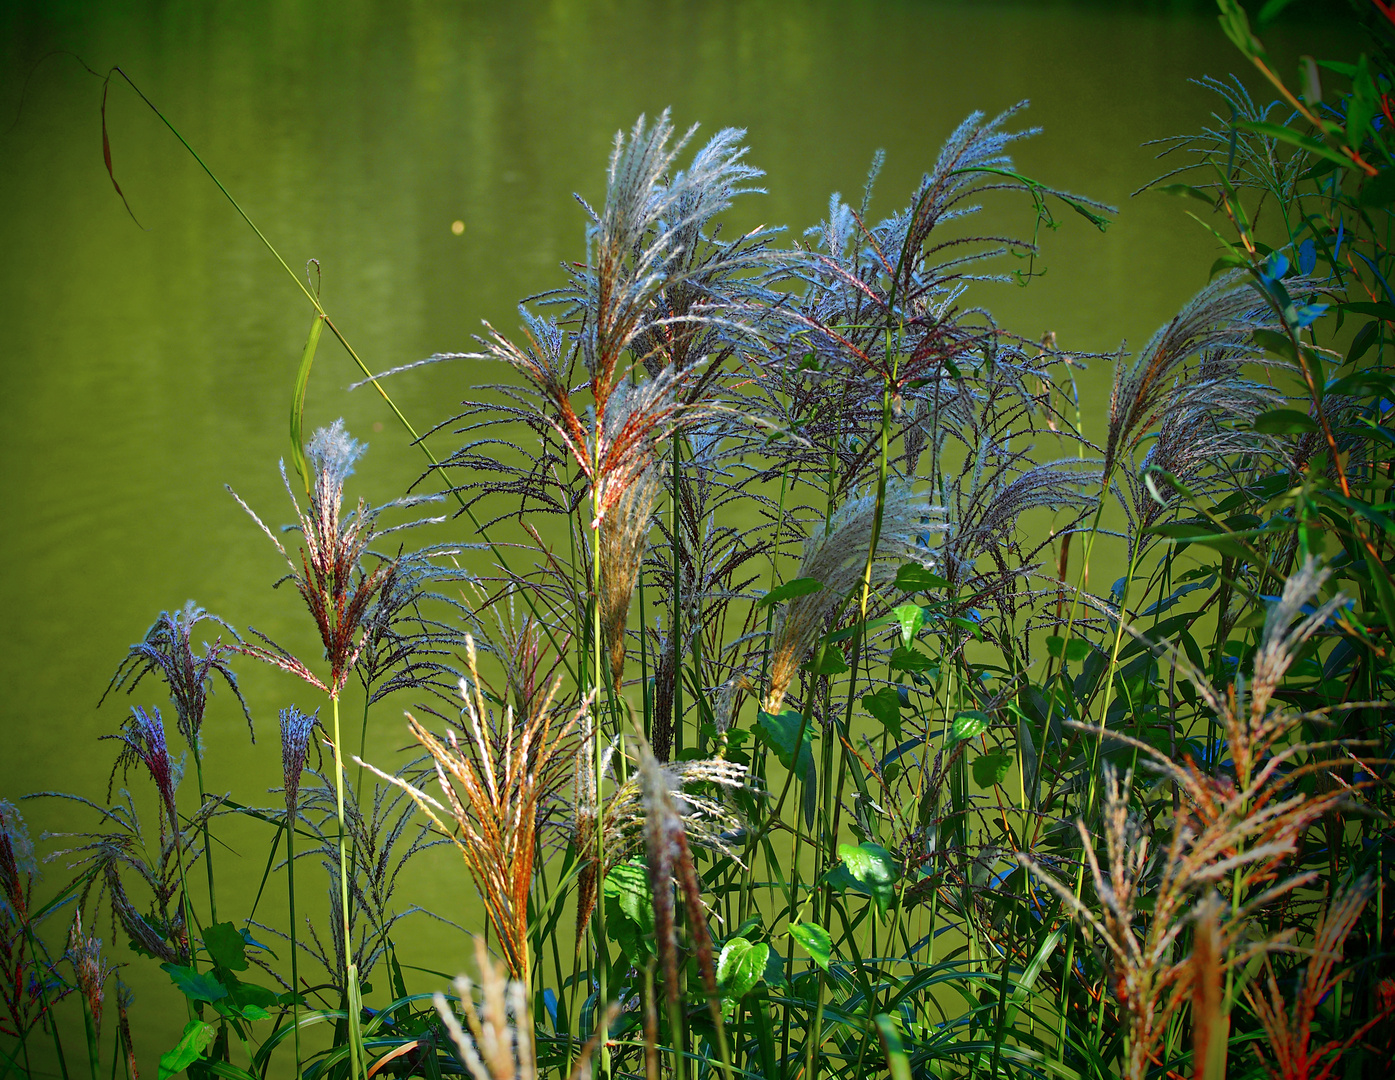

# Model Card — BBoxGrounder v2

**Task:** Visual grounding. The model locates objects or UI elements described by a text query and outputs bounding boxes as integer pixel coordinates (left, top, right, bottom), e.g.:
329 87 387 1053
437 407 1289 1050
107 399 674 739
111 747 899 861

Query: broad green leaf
1254 408 1318 434
1045 635 1092 662
837 842 898 914
204 922 249 972
1347 321 1381 366
159 1019 216 1080
861 686 902 738
802 643 848 676
225 976 280 1012
787 922 832 971
603 861 655 964
756 710 816 780
756 577 823 608
949 711 990 744
889 646 937 673
894 563 949 593
1251 329 1298 362
891 603 924 645
716 937 768 1000
1326 370 1395 398
1338 301 1395 319
161 963 228 1004
972 752 1013 789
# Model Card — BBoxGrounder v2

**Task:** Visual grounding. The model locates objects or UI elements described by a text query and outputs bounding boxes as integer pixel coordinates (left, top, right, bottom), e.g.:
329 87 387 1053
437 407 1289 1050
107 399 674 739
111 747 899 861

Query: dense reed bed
5 3 1394 1078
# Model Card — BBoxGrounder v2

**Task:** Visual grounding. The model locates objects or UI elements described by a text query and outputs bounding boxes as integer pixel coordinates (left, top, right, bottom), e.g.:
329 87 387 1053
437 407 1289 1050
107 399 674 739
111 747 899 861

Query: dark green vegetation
4 1 1395 1078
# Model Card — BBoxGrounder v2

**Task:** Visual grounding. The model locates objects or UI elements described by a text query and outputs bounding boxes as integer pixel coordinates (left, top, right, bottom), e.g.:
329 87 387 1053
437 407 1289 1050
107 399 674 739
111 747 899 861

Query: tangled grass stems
28 20 1395 1079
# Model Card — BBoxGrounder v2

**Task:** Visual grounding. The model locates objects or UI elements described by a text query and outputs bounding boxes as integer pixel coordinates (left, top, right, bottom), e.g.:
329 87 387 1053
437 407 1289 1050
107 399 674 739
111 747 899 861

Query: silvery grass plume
229 419 446 700
434 936 616 1080
1102 270 1276 480
563 110 769 407
1128 349 1283 537
449 114 776 538
359 637 582 979
295 773 444 991
637 741 727 1013
571 734 748 954
937 455 1100 598
781 105 1111 395
474 323 716 526
1243 875 1393 1080
354 546 471 708
763 484 943 714
102 601 252 748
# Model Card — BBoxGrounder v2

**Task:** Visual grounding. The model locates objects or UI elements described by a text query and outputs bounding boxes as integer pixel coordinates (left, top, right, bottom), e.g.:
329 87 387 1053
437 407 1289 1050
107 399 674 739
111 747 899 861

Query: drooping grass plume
1102 271 1271 479
103 601 252 746
600 457 665 687
764 484 942 713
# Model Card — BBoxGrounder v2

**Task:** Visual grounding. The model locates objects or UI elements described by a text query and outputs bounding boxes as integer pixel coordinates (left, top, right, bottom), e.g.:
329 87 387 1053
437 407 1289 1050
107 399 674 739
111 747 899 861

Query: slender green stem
329 694 362 1080
191 749 218 926
591 470 610 1080
286 812 303 1079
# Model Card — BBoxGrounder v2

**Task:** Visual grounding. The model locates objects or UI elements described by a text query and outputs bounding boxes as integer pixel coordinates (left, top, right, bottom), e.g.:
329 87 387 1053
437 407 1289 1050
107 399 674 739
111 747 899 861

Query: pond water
0 0 1354 1072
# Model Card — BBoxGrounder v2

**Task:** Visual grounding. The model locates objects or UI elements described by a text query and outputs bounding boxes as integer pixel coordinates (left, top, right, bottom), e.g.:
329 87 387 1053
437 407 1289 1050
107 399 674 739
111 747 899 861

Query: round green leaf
717 937 768 1000
949 711 990 743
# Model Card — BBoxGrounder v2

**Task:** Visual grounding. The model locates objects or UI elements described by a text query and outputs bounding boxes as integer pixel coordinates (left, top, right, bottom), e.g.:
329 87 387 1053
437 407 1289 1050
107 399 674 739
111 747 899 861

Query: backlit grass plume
571 735 747 954
1244 875 1390 1080
434 936 536 1080
359 637 582 980
230 419 445 700
1102 271 1268 479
